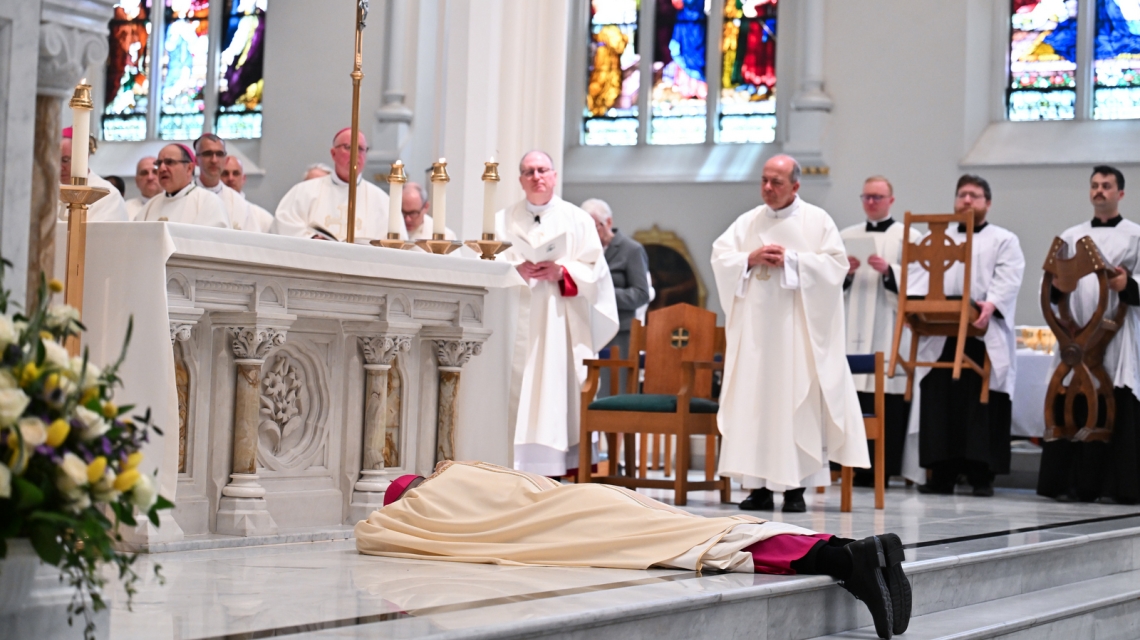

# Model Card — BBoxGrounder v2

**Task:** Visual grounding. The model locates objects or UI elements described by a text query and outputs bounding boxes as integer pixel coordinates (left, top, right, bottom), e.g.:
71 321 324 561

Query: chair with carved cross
1041 236 1125 443
578 303 731 505
889 211 991 404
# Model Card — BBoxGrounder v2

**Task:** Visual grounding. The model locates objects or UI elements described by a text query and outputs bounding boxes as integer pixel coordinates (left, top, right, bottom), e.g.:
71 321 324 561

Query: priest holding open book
495 150 619 476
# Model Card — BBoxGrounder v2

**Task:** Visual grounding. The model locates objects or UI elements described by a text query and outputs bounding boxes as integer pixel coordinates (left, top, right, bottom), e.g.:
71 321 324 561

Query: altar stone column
433 340 484 463
349 334 411 520
216 326 286 536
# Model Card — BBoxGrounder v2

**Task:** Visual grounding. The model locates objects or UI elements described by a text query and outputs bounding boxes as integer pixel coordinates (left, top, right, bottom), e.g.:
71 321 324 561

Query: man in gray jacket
582 199 651 397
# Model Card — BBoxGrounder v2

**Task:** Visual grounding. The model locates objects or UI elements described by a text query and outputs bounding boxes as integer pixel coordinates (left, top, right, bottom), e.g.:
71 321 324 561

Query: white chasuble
407 214 456 241
58 172 129 222
125 196 149 221
197 179 274 233
137 184 230 227
840 221 922 394
712 197 869 490
496 196 619 476
271 173 396 241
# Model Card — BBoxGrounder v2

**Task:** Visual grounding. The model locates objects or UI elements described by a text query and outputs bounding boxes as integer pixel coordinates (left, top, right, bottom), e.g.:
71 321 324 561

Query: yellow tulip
101 402 117 419
80 388 99 405
38 331 52 342
44 373 59 393
19 363 39 387
5 431 15 450
48 279 64 293
123 452 143 470
113 468 140 492
86 456 107 484
46 419 69 447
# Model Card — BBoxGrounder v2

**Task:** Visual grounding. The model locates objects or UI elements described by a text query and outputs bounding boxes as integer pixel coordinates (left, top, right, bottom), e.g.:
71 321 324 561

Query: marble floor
106 482 1140 640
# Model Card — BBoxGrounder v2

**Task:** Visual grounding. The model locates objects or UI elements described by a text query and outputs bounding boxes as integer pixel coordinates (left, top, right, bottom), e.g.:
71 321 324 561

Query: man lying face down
354 461 912 639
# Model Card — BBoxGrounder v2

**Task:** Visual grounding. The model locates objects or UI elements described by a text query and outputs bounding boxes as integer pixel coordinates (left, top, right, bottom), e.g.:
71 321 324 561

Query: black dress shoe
917 482 954 495
782 488 807 513
739 488 774 511
877 533 912 634
841 536 894 639
971 482 994 497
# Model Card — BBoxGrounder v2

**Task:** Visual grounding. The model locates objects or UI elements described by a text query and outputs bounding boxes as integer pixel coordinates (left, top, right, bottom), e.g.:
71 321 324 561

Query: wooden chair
889 211 991 403
1041 236 1125 442
578 303 731 505
838 353 886 512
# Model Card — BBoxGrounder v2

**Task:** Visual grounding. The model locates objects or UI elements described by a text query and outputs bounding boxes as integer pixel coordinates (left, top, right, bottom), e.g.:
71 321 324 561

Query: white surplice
197 178 273 233
712 197 870 490
841 220 922 394
125 196 150 221
137 184 230 227
271 173 394 241
496 196 619 476
407 214 456 241
58 172 130 222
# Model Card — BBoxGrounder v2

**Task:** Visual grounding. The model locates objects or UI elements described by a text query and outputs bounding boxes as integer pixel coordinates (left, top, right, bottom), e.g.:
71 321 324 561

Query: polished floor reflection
108 483 1140 640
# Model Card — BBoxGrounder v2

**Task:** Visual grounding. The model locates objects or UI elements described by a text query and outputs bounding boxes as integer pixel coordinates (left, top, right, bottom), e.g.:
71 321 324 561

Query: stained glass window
650 0 708 145
1007 0 1078 121
718 0 777 143
584 0 640 146
1094 0 1140 119
103 1 152 142
159 0 210 140
216 0 267 138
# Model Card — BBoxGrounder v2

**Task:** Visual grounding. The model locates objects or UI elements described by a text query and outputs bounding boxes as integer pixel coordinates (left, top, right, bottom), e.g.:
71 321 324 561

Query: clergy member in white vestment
193 135 273 232
840 176 922 486
906 175 1024 497
271 129 394 241
712 155 870 513
137 144 230 228
125 156 161 221
220 155 274 232
401 182 456 241
1038 165 1140 505
58 130 129 222
496 151 619 477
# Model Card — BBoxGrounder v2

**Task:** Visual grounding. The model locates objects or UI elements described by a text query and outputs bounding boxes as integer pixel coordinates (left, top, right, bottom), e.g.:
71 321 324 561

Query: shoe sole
871 536 894 639
878 533 911 635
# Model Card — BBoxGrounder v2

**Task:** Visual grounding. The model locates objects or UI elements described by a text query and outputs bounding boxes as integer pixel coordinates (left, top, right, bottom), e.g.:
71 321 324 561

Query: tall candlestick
386 161 406 235
481 158 499 235
69 79 93 182
430 158 449 236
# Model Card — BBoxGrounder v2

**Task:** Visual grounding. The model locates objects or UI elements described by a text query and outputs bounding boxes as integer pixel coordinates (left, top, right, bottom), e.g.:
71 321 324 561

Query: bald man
218 155 274 233
402 182 455 241
125 156 161 221
712 155 869 513
272 129 395 241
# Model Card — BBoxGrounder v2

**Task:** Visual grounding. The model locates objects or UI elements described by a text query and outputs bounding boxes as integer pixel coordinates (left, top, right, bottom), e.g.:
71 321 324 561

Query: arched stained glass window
718 0 777 143
104 1 152 142
1007 0 1078 121
216 0 267 139
1094 0 1140 119
159 0 211 140
584 0 640 146
649 0 709 145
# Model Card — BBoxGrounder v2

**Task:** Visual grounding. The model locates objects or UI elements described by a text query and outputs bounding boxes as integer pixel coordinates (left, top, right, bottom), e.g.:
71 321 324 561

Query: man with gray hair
402 181 456 241
711 154 870 513
581 198 650 397
193 133 270 232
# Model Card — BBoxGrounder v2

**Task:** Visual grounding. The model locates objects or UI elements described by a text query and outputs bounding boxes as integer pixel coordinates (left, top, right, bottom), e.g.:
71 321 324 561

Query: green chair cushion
588 394 719 414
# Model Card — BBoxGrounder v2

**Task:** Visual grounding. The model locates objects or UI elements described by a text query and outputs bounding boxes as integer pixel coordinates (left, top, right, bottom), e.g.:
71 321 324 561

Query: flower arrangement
0 261 172 639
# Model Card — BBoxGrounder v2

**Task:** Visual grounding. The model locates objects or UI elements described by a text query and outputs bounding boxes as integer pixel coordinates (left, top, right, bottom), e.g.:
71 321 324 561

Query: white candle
70 79 91 181
431 158 447 236
482 157 498 235
387 161 404 235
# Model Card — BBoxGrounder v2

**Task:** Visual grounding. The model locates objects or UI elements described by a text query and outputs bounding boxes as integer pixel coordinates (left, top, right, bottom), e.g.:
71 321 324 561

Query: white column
783 0 832 174
370 0 415 168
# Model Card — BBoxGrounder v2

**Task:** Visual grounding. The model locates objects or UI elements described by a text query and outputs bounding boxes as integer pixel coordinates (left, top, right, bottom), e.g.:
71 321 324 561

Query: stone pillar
348 334 411 522
432 340 483 463
216 327 286 536
170 323 194 474
369 0 413 169
784 0 832 174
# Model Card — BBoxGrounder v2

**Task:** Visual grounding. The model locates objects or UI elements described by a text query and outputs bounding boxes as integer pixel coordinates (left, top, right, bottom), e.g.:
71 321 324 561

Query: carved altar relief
256 343 330 472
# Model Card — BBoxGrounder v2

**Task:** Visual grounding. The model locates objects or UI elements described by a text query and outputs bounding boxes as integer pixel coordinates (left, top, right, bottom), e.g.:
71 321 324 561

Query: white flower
42 338 70 370
65 491 91 513
57 452 88 492
92 468 120 503
68 357 101 391
0 370 17 390
45 305 80 331
0 463 10 498
74 406 109 441
0 388 29 426
0 316 15 351
130 473 157 511
15 417 46 448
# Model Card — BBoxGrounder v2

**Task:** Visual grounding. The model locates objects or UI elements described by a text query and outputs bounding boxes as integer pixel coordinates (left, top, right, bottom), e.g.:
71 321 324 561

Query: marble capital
359 334 412 366
227 327 287 361
37 13 112 98
432 339 484 370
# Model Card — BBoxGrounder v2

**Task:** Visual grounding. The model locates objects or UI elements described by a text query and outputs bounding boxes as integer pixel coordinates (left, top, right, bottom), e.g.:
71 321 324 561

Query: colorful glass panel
650 0 708 145
1094 0 1140 119
103 1 152 141
718 0 776 143
1007 0 1078 121
216 0 267 138
584 0 640 146
159 0 210 139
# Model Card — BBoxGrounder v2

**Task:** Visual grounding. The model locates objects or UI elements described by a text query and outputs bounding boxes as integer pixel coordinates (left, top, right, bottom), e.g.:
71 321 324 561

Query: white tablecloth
1011 348 1054 438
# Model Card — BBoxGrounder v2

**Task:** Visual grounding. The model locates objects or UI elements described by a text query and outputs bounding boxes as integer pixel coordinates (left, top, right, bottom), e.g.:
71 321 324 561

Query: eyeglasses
198 150 226 159
156 158 191 167
860 194 888 203
521 167 553 178
401 208 425 216
333 144 370 154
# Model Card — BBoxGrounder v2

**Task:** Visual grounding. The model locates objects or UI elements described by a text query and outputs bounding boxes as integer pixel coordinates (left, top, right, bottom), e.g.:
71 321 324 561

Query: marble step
809 569 1140 640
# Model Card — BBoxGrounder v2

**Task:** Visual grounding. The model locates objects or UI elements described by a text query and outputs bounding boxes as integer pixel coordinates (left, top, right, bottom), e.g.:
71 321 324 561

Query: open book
513 232 569 263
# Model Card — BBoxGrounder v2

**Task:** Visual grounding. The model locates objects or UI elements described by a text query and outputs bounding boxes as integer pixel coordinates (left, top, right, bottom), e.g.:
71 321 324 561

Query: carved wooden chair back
643 303 716 398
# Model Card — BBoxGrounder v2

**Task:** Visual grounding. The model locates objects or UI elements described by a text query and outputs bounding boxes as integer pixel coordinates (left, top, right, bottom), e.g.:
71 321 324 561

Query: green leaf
27 511 77 527
14 477 44 511
147 508 159 527
152 496 174 511
113 502 137 527
28 523 62 565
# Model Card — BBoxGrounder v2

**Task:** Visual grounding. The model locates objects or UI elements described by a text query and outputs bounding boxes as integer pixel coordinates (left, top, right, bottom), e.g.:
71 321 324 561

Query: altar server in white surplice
58 130 129 222
1038 165 1140 505
712 155 869 514
125 156 161 221
137 144 230 228
840 176 922 487
905 175 1024 497
193 135 272 233
271 129 394 241
496 150 619 476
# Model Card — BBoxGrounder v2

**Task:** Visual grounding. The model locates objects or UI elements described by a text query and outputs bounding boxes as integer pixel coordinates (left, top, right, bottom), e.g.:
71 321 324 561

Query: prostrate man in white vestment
1038 165 1140 505
125 156 160 221
840 176 921 487
272 129 393 241
217 154 273 232
401 182 456 241
909 175 1024 497
496 150 619 476
193 134 272 233
58 128 129 222
137 144 230 227
712 155 870 513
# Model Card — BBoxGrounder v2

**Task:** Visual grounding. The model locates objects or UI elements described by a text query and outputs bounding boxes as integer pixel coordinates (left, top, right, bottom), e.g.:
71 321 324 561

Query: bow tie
1092 215 1123 228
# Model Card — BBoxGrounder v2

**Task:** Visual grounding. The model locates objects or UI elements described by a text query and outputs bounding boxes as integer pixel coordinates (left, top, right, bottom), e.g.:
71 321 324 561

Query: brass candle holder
415 160 463 255
464 161 511 260
370 161 416 250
